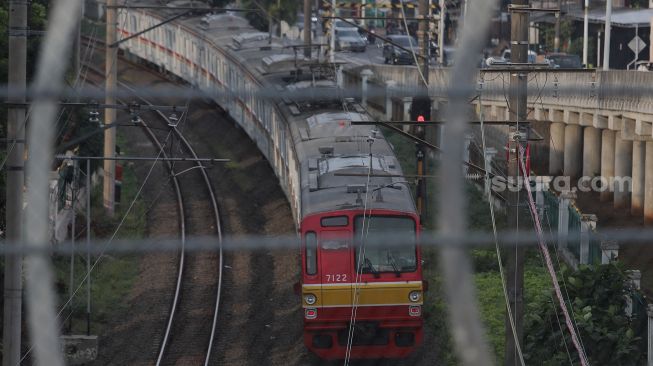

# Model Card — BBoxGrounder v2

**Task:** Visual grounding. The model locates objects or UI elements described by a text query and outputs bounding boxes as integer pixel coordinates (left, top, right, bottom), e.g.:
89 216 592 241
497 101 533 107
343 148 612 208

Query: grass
55 133 146 335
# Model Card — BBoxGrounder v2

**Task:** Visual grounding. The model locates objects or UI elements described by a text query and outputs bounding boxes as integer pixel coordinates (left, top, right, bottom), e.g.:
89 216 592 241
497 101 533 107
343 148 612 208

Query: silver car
335 29 367 52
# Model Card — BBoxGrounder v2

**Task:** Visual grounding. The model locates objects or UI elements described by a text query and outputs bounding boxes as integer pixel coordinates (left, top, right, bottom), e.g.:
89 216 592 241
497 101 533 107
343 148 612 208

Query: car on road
545 53 582 69
334 28 367 52
383 35 419 65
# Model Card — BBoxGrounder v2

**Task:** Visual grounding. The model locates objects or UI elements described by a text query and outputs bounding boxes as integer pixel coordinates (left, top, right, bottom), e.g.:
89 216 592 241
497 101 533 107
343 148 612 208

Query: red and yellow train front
300 210 424 360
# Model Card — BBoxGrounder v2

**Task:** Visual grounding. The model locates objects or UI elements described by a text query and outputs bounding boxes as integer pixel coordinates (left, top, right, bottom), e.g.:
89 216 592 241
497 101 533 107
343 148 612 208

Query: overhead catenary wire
343 134 375 365
518 145 591 366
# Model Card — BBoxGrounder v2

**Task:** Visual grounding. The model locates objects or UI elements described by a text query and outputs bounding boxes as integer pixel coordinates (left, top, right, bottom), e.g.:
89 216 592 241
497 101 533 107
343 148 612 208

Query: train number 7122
326 274 348 282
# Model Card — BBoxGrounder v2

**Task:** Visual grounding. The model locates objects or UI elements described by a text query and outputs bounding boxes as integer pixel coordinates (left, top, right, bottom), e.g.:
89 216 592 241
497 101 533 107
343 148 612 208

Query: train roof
127 4 417 218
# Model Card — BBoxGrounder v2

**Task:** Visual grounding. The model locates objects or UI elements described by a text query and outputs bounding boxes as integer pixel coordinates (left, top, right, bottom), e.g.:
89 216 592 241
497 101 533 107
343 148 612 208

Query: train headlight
304 293 317 305
409 291 421 302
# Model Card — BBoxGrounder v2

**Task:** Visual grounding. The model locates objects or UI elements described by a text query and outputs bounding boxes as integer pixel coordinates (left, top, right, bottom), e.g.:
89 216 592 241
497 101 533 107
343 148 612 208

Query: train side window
306 232 317 275
321 216 348 227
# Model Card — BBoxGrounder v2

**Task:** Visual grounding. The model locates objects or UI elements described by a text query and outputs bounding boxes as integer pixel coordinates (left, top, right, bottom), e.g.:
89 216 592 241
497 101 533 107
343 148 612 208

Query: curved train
116 4 425 359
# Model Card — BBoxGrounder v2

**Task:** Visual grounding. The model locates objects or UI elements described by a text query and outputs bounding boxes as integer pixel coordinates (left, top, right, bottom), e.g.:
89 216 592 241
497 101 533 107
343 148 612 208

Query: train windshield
354 216 417 274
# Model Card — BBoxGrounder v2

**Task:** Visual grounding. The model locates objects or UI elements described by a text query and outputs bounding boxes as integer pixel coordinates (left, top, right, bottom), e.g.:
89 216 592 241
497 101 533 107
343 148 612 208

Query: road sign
628 35 645 54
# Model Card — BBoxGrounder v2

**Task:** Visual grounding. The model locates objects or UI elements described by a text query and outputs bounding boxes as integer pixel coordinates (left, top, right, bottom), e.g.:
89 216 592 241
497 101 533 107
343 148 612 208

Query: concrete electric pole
4 1 27 364
104 0 117 216
603 0 612 70
554 0 561 52
304 0 312 58
438 0 446 66
583 0 589 66
505 1 529 365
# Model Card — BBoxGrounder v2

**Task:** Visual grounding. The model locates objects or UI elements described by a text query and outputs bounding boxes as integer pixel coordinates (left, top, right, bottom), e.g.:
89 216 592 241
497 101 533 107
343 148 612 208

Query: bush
524 264 646 365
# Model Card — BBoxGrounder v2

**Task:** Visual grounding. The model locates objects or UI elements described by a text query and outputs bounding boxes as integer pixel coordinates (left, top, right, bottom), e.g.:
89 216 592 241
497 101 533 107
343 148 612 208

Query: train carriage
116 4 425 359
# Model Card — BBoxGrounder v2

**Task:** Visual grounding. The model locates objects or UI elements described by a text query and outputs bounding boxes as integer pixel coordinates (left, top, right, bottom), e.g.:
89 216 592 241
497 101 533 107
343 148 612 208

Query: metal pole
4 0 26 363
304 0 312 58
597 30 602 68
582 0 589 66
418 0 429 83
505 1 528 365
86 158 91 336
69 161 77 332
104 0 117 216
330 0 336 63
438 0 446 65
416 0 430 220
73 2 82 89
554 0 561 52
603 0 612 70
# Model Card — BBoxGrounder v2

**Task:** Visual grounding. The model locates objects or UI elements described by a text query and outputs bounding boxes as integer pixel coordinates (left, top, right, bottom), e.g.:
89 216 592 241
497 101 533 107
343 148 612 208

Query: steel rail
120 77 224 366
81 52 223 365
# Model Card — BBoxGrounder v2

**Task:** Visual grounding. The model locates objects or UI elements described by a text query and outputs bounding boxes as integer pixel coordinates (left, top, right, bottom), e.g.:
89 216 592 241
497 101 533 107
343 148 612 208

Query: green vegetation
524 264 647 365
239 0 300 33
385 124 648 364
55 135 146 335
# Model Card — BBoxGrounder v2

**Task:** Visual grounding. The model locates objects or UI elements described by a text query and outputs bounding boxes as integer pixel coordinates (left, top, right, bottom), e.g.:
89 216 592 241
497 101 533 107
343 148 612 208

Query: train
115 3 425 359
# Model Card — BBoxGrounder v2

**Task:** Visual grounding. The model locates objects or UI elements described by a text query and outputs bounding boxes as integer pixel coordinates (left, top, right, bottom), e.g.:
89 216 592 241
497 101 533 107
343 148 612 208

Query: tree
240 0 299 32
524 264 646 365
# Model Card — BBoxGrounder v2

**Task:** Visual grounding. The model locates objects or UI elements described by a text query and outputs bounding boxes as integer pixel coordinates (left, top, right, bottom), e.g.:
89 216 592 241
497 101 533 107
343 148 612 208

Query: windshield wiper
363 257 380 278
387 252 401 277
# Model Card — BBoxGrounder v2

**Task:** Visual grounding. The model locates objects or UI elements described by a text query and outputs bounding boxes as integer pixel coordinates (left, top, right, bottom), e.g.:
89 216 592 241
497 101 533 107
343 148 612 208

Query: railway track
81 44 224 365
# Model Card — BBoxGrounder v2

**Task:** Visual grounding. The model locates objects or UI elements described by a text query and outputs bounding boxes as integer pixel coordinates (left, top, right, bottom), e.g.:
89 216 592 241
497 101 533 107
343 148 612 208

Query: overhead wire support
55 155 230 163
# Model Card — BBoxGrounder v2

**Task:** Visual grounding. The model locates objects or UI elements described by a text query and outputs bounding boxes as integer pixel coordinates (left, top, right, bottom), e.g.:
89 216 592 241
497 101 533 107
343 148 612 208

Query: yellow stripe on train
302 281 423 308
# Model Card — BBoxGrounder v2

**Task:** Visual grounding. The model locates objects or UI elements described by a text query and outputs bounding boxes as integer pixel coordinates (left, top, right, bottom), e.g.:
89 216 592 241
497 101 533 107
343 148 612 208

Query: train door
319 230 352 306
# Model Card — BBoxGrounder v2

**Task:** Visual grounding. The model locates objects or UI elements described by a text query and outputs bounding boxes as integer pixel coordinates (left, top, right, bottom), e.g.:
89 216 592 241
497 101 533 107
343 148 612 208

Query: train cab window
320 216 348 227
354 216 417 273
306 232 317 275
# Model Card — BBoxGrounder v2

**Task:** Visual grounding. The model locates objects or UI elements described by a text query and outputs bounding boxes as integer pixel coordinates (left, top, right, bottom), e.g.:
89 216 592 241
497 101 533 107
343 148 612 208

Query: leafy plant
524 264 646 365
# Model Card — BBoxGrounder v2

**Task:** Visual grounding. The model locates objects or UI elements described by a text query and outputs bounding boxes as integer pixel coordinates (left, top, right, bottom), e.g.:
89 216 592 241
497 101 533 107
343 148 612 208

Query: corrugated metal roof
566 7 653 28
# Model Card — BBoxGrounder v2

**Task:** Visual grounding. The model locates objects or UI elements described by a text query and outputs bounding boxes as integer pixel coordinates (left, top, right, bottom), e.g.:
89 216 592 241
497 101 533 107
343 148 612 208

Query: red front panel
299 209 424 360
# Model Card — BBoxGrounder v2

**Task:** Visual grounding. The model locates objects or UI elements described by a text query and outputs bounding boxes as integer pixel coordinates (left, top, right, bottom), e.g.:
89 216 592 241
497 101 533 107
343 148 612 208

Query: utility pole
104 0 117 216
505 1 528 365
4 1 26 364
73 2 83 87
603 0 612 70
554 0 561 52
438 0 446 66
413 0 430 220
582 0 589 66
418 0 430 81
304 0 312 58
329 0 336 63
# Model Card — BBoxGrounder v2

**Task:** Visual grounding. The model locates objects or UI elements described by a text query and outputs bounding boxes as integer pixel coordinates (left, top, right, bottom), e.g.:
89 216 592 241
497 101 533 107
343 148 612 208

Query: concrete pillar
360 69 373 108
402 97 412 133
600 240 619 264
580 214 597 265
614 132 633 209
385 80 396 120
582 127 601 177
557 190 576 249
601 129 616 202
484 147 497 197
564 124 583 179
463 134 473 175
549 122 565 175
645 141 653 224
632 140 646 215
